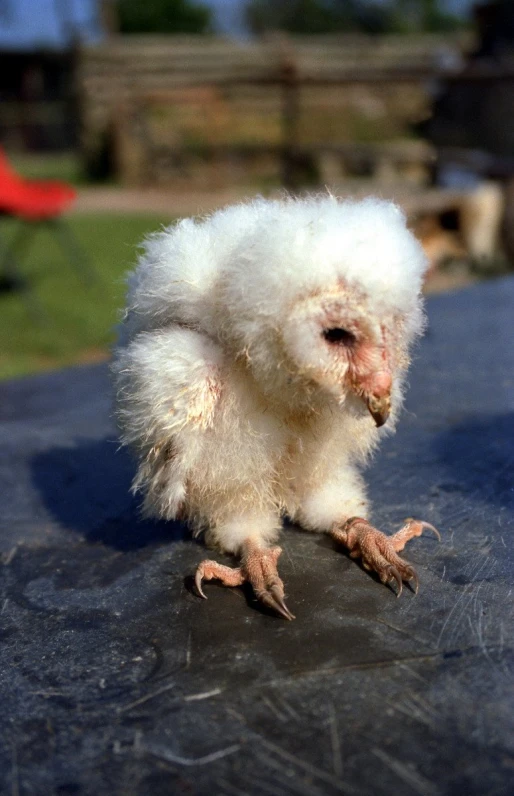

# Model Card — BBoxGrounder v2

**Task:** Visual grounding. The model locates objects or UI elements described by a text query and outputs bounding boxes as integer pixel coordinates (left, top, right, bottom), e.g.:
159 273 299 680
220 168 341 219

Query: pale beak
365 393 391 427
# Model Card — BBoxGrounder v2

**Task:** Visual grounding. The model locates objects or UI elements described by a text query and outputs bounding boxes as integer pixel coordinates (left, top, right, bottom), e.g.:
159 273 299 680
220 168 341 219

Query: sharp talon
421 521 441 542
407 518 441 542
258 589 295 620
406 568 419 594
194 570 207 600
388 566 403 597
273 598 295 621
270 586 295 620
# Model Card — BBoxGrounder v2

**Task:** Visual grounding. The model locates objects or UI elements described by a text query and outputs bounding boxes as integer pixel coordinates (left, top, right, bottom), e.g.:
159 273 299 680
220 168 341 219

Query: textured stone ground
0 278 513 795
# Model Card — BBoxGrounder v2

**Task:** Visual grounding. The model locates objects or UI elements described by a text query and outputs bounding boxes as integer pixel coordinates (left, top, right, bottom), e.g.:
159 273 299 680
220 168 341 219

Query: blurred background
0 0 512 380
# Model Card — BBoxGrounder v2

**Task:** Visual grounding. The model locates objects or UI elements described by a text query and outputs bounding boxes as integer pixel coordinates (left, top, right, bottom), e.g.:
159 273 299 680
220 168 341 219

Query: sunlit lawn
9 151 85 185
0 214 173 380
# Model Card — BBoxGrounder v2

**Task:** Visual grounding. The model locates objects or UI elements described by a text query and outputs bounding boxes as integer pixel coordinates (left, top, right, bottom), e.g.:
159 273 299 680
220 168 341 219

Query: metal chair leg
0 222 46 322
47 218 99 285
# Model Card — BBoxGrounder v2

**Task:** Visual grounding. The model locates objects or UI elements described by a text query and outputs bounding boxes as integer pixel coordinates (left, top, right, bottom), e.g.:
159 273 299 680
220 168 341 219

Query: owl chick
113 195 439 620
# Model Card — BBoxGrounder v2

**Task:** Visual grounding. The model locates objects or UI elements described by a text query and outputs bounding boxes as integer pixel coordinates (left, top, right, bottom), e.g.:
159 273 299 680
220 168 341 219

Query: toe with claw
330 516 440 596
194 540 295 620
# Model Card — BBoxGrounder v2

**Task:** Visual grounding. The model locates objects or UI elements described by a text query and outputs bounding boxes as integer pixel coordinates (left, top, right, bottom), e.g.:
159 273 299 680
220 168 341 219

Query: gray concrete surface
0 278 513 795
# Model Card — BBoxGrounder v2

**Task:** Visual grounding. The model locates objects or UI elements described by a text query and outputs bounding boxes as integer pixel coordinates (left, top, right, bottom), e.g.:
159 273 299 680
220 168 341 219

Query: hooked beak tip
371 410 389 428
366 395 391 428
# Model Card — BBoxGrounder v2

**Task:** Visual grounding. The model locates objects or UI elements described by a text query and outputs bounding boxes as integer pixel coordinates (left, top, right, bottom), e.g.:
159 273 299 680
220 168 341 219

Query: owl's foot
194 541 295 620
330 517 440 597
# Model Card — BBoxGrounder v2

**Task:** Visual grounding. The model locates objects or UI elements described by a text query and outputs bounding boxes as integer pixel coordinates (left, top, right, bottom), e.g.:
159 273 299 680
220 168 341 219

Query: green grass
8 152 85 185
0 214 173 381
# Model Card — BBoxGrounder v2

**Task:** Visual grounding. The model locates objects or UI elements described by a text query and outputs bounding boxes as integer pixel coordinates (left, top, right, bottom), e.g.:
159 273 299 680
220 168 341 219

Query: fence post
280 56 300 192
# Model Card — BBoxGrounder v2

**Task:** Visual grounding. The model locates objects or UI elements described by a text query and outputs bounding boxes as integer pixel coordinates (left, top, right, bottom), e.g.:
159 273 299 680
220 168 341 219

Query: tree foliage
246 0 463 36
388 0 463 33
118 0 212 35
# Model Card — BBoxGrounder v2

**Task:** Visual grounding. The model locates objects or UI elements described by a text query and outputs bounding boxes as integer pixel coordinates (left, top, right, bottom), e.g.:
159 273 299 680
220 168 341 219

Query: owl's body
113 196 437 617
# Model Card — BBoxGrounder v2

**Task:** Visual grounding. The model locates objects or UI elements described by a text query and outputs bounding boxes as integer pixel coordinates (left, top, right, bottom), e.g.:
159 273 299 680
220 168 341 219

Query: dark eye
322 327 356 346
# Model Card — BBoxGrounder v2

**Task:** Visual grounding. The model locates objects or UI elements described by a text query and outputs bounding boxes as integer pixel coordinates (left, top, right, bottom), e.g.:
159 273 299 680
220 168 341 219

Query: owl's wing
113 325 223 520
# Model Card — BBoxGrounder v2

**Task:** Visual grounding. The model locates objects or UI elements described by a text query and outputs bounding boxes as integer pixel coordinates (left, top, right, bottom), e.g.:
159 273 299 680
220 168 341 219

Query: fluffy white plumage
113 194 433 617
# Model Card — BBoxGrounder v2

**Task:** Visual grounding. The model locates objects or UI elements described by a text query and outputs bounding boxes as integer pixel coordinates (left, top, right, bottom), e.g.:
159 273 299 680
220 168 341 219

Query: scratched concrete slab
0 277 513 796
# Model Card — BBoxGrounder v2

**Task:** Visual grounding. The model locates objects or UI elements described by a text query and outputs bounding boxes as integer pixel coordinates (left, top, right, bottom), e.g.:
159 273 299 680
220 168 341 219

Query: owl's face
280 284 409 427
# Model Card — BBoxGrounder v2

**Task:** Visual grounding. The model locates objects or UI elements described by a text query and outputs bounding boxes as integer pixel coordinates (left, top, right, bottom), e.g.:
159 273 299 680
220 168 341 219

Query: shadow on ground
31 437 187 551
432 411 514 508
30 410 514 555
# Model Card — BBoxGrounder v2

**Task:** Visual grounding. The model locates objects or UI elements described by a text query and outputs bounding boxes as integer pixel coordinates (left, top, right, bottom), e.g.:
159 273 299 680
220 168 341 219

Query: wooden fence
78 33 472 186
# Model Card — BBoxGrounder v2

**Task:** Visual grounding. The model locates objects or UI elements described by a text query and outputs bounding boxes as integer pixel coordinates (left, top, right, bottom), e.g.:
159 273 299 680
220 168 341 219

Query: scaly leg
330 517 440 597
194 539 295 620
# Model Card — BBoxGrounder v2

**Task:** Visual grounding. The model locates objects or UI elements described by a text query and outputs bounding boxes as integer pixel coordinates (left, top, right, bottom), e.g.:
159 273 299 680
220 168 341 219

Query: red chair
0 148 95 316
